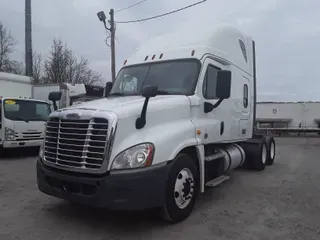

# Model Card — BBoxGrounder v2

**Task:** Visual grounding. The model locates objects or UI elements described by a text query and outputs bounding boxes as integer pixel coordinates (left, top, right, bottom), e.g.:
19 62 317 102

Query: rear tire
159 153 199 223
239 137 268 171
0 146 3 157
251 138 268 170
265 136 276 165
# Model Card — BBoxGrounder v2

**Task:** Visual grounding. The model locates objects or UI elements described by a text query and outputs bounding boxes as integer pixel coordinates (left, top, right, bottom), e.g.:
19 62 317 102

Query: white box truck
34 83 105 110
32 84 60 111
0 72 51 152
50 83 105 109
37 26 276 223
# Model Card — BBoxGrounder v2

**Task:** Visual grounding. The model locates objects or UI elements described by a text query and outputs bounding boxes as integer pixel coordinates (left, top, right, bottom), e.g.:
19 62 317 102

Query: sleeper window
243 84 248 108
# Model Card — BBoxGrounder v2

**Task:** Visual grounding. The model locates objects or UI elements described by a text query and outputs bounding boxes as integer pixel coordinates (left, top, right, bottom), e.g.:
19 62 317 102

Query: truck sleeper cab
0 97 51 152
37 26 276 223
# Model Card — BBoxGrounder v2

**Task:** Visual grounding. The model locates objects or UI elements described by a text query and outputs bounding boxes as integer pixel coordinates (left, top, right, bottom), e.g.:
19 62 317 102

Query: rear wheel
265 136 276 165
239 137 268 171
252 139 268 170
159 153 199 223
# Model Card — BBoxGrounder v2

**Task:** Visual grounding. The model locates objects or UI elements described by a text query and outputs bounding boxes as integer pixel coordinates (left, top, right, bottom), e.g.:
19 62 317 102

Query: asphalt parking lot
1 137 320 240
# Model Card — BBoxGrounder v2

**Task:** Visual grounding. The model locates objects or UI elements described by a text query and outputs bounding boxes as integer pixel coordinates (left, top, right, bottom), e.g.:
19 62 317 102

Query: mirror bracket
204 99 224 113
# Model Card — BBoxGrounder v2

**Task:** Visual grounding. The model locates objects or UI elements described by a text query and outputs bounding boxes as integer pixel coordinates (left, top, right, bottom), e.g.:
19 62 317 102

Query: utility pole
25 0 33 77
97 9 116 83
109 9 116 83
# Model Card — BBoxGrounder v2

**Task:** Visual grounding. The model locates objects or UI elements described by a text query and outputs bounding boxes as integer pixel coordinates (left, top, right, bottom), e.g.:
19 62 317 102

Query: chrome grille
15 131 43 140
44 117 108 170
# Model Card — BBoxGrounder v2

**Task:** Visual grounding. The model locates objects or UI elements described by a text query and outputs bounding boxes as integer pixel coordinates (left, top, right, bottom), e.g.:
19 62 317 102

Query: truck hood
62 95 191 119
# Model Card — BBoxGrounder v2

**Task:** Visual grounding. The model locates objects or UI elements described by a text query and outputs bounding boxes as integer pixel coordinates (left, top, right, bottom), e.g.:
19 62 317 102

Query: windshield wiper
156 90 171 95
15 117 29 123
29 117 47 121
108 92 125 97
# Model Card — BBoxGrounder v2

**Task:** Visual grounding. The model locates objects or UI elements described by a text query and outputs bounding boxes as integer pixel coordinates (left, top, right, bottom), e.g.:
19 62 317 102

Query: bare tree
32 51 42 84
0 22 23 74
43 38 102 85
68 57 102 85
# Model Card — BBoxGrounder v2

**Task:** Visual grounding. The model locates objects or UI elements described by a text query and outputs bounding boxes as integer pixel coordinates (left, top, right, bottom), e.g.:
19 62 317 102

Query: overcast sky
0 0 319 102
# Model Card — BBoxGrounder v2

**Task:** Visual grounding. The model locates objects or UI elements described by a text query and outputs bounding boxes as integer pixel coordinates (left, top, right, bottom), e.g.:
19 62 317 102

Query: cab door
197 57 234 144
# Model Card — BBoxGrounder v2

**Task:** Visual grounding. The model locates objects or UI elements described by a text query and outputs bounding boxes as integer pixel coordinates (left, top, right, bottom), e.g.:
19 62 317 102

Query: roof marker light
159 53 163 59
124 59 127 65
191 50 195 56
152 54 156 60
145 55 148 61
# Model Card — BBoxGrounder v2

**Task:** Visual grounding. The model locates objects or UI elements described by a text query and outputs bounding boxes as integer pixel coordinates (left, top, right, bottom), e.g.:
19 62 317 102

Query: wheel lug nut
174 191 179 198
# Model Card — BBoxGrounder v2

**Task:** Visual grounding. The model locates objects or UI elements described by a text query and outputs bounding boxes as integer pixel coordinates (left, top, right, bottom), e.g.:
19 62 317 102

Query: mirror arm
136 97 150 129
212 98 223 109
204 99 223 113
52 101 58 111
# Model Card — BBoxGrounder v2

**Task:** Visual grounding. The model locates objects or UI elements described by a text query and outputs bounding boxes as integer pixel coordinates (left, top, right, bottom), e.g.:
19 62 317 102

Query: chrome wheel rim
174 168 195 209
262 144 267 164
270 141 275 160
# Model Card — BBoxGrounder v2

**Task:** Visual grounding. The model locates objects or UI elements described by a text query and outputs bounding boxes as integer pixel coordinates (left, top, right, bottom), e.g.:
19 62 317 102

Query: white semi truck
0 72 51 152
37 26 276 223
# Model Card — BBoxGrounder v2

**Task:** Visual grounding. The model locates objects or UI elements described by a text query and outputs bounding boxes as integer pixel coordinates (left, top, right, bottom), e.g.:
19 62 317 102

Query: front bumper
3 139 43 148
37 158 171 210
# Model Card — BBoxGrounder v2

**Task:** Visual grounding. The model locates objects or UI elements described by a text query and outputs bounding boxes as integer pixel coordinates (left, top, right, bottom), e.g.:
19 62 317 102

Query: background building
256 102 320 135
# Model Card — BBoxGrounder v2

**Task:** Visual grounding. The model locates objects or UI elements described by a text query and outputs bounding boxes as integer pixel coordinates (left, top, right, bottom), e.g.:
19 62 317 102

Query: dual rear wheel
239 136 276 170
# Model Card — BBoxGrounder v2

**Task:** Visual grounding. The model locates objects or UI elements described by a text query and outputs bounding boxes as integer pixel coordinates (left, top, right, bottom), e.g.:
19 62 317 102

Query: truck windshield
110 59 201 96
3 99 51 122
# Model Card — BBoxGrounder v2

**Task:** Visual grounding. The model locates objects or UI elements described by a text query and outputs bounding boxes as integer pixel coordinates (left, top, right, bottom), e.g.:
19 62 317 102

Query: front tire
159 153 199 223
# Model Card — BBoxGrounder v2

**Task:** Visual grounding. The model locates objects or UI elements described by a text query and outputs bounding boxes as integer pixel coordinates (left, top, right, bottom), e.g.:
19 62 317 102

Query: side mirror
48 91 62 111
141 85 158 98
216 70 231 99
105 82 113 97
48 91 62 101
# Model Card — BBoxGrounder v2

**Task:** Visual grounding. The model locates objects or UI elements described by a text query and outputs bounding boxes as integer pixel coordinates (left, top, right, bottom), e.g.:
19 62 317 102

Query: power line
115 0 206 24
115 0 147 13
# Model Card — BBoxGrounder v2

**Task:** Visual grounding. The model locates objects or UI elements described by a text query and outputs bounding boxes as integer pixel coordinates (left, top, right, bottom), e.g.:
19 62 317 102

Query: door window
202 64 221 99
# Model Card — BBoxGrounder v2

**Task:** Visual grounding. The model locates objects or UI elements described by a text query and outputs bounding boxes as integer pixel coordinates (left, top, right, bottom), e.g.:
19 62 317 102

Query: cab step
205 175 230 188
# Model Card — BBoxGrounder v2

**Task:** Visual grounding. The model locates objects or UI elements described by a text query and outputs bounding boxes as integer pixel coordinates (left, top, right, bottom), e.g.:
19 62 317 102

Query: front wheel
159 153 199 223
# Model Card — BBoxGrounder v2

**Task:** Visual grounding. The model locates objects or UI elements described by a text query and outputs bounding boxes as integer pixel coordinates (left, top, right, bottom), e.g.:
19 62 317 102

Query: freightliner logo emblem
66 113 81 120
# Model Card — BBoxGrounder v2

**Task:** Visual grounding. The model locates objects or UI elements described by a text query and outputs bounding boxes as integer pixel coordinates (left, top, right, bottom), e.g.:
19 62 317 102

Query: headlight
5 127 15 140
111 143 154 170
